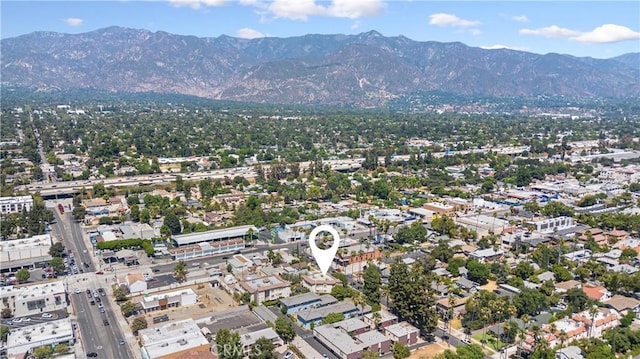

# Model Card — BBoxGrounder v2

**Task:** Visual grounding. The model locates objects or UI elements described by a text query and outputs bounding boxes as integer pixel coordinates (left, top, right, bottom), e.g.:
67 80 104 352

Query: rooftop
0 281 65 300
140 319 209 359
280 292 324 308
297 302 357 322
172 225 257 246
240 275 289 293
385 321 420 337
6 318 73 356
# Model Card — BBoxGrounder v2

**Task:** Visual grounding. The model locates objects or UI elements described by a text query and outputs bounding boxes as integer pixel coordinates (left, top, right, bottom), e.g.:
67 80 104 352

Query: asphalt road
51 209 95 272
71 288 133 359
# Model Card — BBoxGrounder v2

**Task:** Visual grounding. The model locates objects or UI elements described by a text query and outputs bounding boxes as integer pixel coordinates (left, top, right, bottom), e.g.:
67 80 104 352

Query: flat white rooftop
6 318 73 356
0 281 65 300
140 319 209 359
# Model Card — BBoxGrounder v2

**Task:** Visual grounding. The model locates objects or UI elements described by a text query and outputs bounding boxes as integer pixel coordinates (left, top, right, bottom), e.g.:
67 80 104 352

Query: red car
95 271 104 275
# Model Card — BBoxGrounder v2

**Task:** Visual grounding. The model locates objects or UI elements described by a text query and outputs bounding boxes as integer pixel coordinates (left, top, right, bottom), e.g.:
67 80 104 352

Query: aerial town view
1 1 639 359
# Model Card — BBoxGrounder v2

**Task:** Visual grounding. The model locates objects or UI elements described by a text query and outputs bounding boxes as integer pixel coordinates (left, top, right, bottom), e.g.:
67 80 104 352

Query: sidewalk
291 337 324 359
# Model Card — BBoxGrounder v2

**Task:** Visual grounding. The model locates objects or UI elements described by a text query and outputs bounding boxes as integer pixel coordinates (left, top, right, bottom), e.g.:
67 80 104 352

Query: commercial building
0 234 54 272
140 288 198 313
423 202 455 215
139 319 211 359
335 244 382 268
117 273 148 294
168 225 255 260
525 216 575 233
0 281 66 317
279 293 338 315
239 275 291 305
5 318 74 359
0 195 33 215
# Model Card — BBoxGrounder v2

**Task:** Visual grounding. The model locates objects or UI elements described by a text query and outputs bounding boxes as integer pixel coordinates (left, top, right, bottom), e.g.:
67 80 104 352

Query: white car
191 262 200 267
12 318 23 323
74 288 82 294
41 313 53 318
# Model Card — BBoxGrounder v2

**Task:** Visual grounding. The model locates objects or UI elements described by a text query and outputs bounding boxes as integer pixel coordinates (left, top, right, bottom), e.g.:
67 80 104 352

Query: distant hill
1 26 638 107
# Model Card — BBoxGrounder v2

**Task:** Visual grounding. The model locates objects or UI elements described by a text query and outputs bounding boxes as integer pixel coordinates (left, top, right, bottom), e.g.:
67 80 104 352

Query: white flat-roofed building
169 239 245 260
239 275 291 305
525 216 575 233
302 273 340 294
140 288 197 313
139 319 210 359
171 225 258 246
0 195 33 214
313 321 392 359
0 281 66 317
0 234 53 271
5 318 74 359
239 327 283 355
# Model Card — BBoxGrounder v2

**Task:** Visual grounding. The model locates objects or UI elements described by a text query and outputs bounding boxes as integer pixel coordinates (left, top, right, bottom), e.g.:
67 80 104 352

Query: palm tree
559 330 568 348
380 285 390 307
589 305 599 338
480 307 492 348
173 260 188 282
372 311 382 330
353 292 365 319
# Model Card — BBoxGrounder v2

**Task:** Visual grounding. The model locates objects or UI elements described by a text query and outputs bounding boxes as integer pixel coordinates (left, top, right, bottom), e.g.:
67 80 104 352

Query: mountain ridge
2 26 638 107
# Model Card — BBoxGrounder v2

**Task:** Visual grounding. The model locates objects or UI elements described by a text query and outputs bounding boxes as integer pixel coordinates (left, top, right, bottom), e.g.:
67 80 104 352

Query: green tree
130 204 140 222
274 317 295 343
446 257 466 276
163 212 182 235
120 301 136 317
93 182 106 197
0 325 9 341
50 257 65 273
394 221 427 244
362 350 381 359
48 242 66 257
114 287 128 301
321 312 345 325
15 268 30 283
392 341 410 359
249 337 277 359
173 260 188 282
456 344 484 359
566 287 590 312
131 316 148 335
215 328 243 359
1 308 11 319
140 208 151 224
32 346 54 359
363 263 382 305
388 258 437 335
72 206 86 220
466 259 490 285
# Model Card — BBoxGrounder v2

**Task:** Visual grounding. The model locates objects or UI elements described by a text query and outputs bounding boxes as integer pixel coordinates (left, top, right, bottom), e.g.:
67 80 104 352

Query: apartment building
239 275 291 305
0 195 33 215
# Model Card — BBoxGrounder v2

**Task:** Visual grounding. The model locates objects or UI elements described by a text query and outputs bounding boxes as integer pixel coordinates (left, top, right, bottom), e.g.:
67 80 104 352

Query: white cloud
469 29 481 36
571 24 640 44
267 0 324 20
480 44 529 51
428 13 480 28
519 25 581 38
264 0 384 20
327 0 384 19
351 20 361 30
168 0 227 10
236 27 268 39
512 15 529 23
62 18 83 26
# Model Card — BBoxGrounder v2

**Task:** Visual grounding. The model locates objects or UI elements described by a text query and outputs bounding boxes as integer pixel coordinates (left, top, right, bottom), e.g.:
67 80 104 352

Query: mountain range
1 26 639 107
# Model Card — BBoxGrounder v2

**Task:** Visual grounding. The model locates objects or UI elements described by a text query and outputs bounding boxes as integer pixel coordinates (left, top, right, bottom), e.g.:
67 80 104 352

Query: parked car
41 313 53 318
284 351 293 359
87 352 98 357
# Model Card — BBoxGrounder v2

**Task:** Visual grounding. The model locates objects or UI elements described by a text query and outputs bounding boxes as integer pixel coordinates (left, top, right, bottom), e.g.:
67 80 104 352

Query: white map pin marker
308 225 341 276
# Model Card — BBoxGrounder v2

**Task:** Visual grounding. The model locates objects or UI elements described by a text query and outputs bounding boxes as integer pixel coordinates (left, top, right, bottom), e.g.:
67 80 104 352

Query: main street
50 208 95 272
69 286 133 359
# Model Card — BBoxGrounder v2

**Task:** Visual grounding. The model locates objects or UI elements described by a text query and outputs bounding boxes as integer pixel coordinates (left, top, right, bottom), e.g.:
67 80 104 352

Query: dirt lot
481 280 498 292
135 283 238 323
410 342 449 359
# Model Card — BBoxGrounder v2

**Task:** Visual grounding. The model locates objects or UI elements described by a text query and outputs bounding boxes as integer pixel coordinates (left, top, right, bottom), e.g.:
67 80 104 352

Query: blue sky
2 1 639 58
